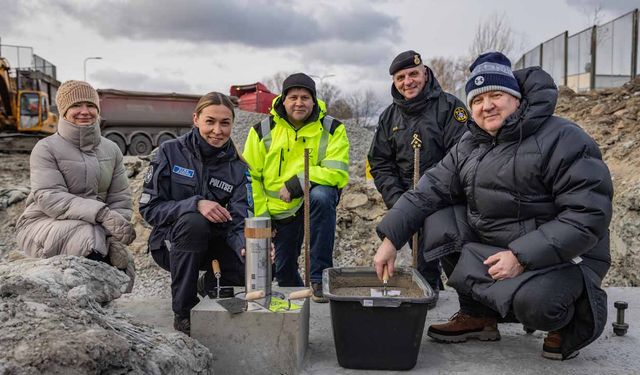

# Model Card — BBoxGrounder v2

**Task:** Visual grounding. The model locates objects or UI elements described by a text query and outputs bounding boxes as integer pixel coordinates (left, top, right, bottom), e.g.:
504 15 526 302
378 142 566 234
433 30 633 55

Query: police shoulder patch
139 193 151 204
454 107 468 123
143 165 154 184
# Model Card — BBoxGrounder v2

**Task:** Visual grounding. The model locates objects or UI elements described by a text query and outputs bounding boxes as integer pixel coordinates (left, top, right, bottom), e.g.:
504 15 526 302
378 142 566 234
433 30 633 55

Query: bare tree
469 12 515 59
262 71 293 94
329 98 353 120
347 89 382 128
317 82 341 111
427 56 465 93
578 2 604 26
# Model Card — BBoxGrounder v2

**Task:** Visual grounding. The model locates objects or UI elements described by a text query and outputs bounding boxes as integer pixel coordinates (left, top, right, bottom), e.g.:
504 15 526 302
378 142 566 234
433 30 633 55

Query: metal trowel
370 265 401 297
217 290 266 314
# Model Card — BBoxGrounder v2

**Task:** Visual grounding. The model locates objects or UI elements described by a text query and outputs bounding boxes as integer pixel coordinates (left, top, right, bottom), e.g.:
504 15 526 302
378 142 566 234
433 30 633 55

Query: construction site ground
2 80 640 373
114 287 639 375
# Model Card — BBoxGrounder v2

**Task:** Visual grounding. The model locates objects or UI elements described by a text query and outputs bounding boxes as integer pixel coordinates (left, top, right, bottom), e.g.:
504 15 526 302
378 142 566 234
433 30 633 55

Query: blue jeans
273 185 339 286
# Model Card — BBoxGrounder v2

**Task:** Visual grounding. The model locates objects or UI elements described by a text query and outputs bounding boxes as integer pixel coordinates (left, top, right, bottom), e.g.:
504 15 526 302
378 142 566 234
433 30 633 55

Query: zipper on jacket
469 139 497 212
190 153 206 197
278 149 283 176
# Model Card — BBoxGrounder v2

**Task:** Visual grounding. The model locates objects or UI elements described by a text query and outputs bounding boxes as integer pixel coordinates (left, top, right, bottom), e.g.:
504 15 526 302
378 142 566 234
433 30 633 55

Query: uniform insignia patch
413 54 421 65
172 165 194 178
454 107 469 123
143 165 154 184
209 177 233 193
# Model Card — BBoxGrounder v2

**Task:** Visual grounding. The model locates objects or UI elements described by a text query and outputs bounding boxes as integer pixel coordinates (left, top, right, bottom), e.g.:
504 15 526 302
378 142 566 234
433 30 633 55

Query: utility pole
83 56 102 81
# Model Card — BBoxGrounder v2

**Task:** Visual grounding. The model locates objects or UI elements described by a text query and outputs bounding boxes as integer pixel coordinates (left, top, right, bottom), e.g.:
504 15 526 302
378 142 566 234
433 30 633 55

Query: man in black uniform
368 50 468 306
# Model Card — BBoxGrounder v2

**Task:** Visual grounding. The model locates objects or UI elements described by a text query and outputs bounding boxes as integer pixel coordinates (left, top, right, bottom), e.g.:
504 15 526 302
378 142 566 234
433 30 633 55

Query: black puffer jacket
368 67 468 208
377 67 613 356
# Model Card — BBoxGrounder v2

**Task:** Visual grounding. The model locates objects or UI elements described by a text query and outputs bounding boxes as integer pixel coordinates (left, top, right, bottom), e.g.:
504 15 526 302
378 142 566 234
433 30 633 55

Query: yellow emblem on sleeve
454 107 468 123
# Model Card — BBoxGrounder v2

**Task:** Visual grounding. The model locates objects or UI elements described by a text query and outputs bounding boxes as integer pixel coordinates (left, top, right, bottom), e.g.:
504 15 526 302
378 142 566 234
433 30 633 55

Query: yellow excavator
0 45 59 151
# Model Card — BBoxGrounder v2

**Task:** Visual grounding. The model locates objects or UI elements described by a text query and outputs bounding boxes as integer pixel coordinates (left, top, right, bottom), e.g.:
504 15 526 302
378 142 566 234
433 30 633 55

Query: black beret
389 50 422 75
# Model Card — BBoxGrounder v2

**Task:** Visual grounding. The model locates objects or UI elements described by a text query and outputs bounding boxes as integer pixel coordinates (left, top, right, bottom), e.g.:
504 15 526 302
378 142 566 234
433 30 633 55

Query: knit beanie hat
282 73 317 101
389 50 422 75
56 80 100 116
465 51 521 107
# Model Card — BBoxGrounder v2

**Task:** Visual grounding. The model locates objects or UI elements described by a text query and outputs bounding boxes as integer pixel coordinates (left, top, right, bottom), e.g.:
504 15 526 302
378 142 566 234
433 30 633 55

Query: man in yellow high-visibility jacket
243 73 349 302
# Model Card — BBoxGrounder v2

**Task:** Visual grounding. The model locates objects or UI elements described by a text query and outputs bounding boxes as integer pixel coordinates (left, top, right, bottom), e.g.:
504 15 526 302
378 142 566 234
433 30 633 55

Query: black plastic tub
322 267 435 370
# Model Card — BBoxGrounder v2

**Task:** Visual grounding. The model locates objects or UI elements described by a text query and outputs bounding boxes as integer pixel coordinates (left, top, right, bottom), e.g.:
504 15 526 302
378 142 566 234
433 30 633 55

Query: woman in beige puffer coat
16 81 136 286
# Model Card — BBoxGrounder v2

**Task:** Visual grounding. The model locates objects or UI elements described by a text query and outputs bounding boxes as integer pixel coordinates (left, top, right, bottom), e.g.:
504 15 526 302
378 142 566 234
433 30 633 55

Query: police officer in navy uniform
139 92 252 335
368 50 469 307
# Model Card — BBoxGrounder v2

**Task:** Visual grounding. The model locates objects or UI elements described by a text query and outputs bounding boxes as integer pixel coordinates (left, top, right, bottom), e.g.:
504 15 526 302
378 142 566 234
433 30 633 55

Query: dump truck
230 82 276 114
0 44 60 151
98 89 202 155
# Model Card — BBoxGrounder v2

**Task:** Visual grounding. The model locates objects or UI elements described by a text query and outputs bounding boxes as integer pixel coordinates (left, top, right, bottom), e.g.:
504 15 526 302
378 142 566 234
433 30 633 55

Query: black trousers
151 212 245 318
411 233 461 292
459 265 584 331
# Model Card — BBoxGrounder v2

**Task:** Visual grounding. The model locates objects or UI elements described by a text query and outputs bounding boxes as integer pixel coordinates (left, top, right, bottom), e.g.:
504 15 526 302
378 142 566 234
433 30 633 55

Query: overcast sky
1 0 638 101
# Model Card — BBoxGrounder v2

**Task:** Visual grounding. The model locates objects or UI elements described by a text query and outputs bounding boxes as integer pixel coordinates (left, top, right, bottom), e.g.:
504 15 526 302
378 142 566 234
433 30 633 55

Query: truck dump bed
98 89 201 155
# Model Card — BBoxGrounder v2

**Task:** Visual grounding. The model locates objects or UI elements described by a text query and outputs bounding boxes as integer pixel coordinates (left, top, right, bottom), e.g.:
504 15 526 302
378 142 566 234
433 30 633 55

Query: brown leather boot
542 331 579 360
427 311 500 343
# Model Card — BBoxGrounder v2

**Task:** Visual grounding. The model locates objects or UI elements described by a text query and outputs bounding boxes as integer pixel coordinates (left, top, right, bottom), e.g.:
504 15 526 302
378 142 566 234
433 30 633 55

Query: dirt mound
556 79 640 286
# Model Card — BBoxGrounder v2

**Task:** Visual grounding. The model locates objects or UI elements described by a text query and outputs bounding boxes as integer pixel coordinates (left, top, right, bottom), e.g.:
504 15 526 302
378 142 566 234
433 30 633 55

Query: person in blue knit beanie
374 51 612 360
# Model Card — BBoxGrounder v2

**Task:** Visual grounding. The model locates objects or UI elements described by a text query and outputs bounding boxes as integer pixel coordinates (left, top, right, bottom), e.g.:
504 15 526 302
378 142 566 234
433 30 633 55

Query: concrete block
191 287 310 375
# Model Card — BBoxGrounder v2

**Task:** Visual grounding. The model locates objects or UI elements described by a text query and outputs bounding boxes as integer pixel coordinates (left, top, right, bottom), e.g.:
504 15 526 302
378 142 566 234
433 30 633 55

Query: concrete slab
113 287 640 374
191 287 310 375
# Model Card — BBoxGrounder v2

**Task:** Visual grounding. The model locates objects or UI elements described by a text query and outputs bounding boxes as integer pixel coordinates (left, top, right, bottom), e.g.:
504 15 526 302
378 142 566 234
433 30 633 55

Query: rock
0 255 214 374
341 193 369 209
590 103 607 116
0 186 30 208
558 85 576 99
613 108 628 117
354 205 386 221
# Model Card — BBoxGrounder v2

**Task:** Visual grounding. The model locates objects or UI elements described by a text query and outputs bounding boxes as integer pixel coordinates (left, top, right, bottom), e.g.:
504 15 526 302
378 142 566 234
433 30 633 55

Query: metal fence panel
567 28 593 92
524 45 541 67
596 13 633 88
514 56 525 70
0 45 33 73
33 54 57 79
542 33 566 86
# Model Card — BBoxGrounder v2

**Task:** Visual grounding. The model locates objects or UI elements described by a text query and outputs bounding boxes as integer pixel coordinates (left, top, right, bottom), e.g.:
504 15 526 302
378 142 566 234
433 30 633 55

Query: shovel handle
212 260 221 278
289 289 313 300
245 290 265 301
383 265 389 284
